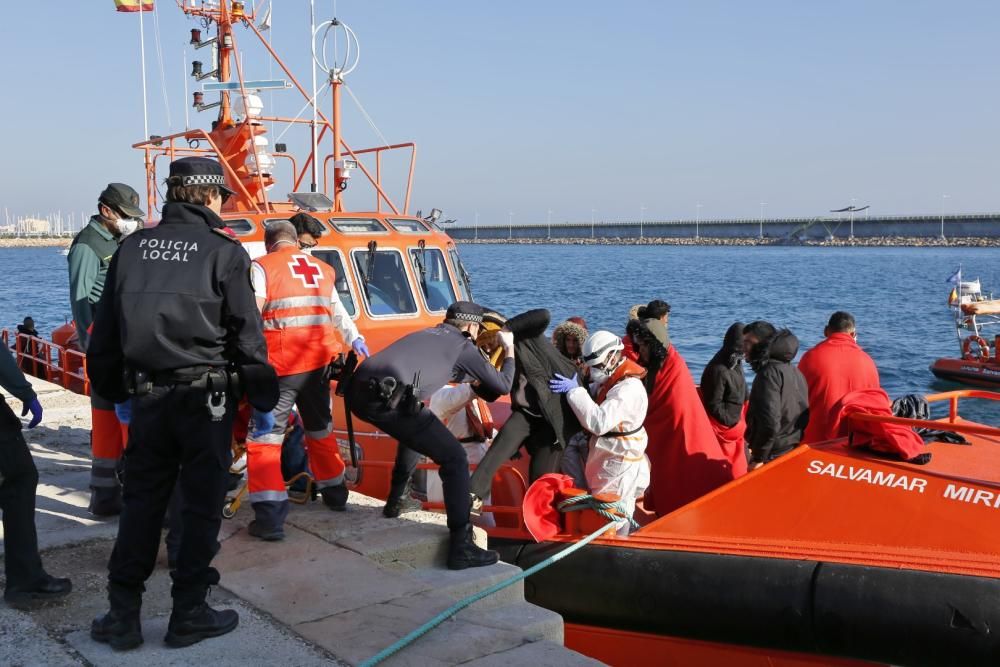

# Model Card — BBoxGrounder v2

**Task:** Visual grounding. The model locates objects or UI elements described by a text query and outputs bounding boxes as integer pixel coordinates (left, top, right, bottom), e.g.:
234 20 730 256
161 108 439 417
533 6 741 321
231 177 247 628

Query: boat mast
310 0 319 193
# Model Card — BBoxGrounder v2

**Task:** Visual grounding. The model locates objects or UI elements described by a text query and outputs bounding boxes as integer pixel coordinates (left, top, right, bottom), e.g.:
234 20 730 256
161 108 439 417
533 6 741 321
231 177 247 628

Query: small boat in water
930 278 1000 387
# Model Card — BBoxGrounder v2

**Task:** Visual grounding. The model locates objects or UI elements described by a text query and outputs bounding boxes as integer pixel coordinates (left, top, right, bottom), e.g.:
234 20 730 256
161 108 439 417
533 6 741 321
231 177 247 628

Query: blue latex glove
352 338 370 358
548 373 579 394
21 397 43 429
114 400 133 425
251 410 276 438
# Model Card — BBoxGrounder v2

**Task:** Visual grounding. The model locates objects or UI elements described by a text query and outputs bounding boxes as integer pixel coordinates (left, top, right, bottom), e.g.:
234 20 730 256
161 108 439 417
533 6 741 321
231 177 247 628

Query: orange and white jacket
251 245 362 376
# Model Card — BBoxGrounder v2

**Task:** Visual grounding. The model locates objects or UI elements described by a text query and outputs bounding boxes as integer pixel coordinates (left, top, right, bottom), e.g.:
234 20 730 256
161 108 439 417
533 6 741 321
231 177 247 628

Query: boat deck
628 422 1000 578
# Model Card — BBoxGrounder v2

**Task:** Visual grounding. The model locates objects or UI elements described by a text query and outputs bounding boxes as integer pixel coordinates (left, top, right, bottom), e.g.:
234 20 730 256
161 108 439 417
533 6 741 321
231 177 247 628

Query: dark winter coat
505 309 581 449
746 329 809 463
700 322 747 427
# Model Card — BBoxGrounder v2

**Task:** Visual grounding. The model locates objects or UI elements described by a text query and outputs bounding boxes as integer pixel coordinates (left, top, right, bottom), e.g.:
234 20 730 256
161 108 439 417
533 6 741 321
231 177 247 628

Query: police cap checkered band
168 156 236 195
180 174 228 187
446 300 485 323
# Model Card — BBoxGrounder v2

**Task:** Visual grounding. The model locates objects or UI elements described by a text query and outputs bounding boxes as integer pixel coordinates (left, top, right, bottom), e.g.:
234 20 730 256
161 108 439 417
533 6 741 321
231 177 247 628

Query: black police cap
168 157 236 195
99 183 145 219
446 301 485 324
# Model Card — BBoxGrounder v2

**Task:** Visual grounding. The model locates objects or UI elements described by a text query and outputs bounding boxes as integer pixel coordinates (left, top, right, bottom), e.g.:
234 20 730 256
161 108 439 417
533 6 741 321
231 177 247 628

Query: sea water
1 244 996 423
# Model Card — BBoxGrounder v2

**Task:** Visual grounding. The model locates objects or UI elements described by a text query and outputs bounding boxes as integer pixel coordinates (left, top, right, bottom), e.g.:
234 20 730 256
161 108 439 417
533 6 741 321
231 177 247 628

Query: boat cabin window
329 218 389 234
409 247 458 312
352 248 418 316
223 219 255 237
447 247 473 301
387 218 430 233
311 249 357 318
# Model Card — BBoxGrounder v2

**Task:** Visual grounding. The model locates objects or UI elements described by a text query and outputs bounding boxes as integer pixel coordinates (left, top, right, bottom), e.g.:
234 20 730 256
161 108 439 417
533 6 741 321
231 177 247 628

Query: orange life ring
962 336 990 362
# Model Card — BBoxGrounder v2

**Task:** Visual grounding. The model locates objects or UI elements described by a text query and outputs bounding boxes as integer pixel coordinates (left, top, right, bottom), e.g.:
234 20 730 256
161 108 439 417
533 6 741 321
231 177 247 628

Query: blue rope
358 518 622 667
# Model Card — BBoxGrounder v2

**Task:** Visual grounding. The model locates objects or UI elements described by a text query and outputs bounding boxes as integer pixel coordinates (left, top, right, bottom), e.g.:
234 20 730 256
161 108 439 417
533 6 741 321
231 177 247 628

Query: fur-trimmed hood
552 320 588 358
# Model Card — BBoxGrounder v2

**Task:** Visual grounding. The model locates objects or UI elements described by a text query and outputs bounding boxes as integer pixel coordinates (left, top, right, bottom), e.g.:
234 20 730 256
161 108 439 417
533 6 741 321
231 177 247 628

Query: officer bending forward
349 301 515 569
87 157 279 650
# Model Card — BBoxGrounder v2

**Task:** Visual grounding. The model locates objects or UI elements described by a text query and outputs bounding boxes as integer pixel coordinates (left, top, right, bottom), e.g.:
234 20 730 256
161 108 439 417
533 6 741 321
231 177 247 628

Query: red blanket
830 388 926 461
644 348 739 516
706 401 749 479
799 333 881 443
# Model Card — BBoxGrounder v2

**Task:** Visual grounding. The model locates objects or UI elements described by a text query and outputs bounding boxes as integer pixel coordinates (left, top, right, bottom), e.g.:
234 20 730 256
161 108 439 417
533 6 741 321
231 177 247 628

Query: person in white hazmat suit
549 331 650 533
426 383 496 528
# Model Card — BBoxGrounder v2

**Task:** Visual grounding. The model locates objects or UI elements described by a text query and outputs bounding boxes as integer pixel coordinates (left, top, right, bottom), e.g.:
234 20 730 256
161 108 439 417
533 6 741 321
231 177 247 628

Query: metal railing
2 329 89 395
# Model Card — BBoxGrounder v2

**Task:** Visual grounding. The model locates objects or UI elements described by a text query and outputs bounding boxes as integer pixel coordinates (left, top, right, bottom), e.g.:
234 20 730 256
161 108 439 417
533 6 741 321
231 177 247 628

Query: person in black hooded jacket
468 309 581 506
744 323 809 468
700 322 747 427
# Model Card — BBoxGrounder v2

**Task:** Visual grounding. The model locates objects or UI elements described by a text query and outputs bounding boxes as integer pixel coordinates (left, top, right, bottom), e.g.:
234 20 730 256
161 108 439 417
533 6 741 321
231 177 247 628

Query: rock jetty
0 237 72 248
454 236 1000 247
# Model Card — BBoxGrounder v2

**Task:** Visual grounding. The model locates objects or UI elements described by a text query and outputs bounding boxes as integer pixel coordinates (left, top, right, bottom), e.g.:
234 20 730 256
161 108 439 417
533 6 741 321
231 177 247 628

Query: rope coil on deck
359 507 625 666
557 493 640 531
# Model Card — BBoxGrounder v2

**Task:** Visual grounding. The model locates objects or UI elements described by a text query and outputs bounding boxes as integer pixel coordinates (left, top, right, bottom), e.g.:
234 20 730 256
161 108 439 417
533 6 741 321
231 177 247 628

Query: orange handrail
3 330 91 396
925 389 1000 422
323 142 417 214
848 412 1000 439
847 389 1000 438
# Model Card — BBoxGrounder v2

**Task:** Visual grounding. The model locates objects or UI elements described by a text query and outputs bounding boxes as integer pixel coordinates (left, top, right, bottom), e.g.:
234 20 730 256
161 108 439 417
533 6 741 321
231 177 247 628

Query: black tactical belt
367 374 422 415
149 365 220 385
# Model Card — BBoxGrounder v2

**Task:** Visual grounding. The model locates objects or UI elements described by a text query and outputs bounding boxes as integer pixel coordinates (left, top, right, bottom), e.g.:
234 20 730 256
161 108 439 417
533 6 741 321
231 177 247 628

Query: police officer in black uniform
348 301 515 570
0 346 72 608
86 157 278 650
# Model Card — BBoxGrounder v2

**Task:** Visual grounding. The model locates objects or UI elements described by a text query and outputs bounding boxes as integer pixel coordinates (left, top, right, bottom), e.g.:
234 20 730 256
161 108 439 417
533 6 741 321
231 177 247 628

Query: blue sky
1 1 998 225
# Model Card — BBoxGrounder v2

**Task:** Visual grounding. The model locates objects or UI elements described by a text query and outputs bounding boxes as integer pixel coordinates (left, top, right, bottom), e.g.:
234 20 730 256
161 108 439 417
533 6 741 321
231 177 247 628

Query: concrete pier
0 376 600 666
446 213 1000 242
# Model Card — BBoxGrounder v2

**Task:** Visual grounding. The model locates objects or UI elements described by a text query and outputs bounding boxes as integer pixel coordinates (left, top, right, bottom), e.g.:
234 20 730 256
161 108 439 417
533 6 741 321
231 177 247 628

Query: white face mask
116 218 140 238
589 367 609 386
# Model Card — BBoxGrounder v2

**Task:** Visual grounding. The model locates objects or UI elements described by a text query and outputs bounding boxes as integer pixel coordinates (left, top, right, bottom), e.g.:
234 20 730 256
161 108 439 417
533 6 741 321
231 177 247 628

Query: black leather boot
247 520 285 541
320 483 349 511
382 482 422 518
91 585 142 651
4 573 72 609
88 485 123 517
447 525 499 570
164 602 239 648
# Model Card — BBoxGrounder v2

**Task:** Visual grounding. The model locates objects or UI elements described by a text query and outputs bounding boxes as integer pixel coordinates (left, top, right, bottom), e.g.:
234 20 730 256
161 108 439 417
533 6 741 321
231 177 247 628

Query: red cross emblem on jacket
289 255 322 288
256 246 343 376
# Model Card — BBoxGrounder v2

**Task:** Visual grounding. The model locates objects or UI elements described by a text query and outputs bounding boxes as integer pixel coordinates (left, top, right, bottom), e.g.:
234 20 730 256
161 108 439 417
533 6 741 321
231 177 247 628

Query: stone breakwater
454 236 1000 247
0 237 71 248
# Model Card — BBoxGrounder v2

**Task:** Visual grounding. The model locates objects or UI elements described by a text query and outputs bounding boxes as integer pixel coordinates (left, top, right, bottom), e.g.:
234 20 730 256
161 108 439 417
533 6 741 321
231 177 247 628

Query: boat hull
929 357 1000 387
496 540 1000 667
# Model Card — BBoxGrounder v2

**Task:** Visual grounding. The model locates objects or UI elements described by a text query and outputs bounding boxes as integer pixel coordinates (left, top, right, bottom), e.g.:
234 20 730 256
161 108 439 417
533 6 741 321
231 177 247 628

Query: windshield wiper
414 239 430 297
360 239 377 299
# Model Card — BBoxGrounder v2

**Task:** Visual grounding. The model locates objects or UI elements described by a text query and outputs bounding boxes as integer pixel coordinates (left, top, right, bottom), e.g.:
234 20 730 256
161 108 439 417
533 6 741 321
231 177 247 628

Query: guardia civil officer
348 301 515 569
68 182 145 516
86 157 278 650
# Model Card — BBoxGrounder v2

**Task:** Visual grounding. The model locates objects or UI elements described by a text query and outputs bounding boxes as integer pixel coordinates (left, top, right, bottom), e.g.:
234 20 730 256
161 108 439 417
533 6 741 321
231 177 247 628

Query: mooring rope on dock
359 500 624 667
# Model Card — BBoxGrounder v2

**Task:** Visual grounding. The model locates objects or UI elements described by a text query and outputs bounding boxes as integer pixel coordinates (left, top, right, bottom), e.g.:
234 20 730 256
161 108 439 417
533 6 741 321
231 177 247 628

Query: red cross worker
244 221 366 539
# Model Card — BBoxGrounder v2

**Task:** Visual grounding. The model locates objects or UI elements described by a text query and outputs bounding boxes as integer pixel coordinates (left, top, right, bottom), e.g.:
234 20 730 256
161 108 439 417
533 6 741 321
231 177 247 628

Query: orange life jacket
596 359 648 404
464 397 495 441
255 246 343 376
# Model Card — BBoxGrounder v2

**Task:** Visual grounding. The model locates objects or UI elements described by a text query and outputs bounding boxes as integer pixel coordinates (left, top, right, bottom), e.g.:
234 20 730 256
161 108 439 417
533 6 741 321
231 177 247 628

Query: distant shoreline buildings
0 209 85 237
